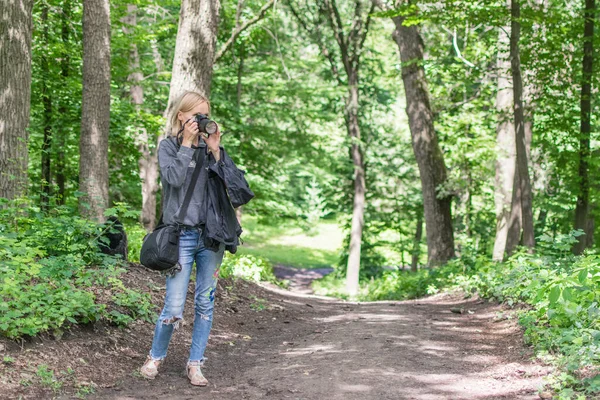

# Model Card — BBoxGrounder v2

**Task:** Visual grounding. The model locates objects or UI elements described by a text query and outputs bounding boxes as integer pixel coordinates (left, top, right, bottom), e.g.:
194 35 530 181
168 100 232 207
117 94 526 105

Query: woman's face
178 101 210 125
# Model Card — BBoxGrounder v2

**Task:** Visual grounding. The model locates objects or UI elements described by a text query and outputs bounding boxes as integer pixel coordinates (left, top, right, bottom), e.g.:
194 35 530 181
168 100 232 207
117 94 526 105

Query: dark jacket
204 143 255 254
158 136 254 254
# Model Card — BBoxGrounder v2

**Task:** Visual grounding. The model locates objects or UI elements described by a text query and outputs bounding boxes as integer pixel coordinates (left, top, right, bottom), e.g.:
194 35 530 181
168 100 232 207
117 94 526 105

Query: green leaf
549 285 561 305
578 269 588 284
562 287 573 302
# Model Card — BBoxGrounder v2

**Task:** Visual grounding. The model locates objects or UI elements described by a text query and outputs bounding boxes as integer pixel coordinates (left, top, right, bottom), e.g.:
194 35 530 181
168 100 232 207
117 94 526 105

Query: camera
194 113 218 136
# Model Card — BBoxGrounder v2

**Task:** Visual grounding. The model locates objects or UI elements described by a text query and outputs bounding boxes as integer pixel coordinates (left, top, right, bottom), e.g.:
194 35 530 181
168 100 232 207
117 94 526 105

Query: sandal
187 363 208 386
140 356 161 379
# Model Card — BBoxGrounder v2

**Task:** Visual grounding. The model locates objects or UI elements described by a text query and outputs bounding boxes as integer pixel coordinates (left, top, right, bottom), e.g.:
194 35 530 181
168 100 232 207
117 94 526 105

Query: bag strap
176 146 206 224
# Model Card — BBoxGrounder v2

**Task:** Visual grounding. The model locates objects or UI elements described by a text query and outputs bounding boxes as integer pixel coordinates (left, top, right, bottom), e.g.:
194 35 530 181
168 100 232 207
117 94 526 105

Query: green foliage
236 215 342 268
249 296 268 311
313 255 472 300
36 364 62 392
124 222 148 263
299 178 330 234
468 235 600 397
220 254 277 283
0 198 155 339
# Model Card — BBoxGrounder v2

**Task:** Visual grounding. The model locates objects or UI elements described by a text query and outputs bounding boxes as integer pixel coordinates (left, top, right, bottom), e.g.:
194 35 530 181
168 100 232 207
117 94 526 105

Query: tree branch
288 0 344 84
352 1 375 71
214 0 275 63
323 0 350 74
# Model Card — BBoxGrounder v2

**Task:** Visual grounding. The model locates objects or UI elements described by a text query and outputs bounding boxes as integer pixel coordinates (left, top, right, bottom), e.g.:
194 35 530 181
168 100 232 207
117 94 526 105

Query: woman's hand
181 119 200 148
201 128 221 161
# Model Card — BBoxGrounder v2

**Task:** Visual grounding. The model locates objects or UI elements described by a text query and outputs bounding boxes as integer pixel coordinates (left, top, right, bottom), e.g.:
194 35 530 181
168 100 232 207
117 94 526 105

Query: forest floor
0 263 553 400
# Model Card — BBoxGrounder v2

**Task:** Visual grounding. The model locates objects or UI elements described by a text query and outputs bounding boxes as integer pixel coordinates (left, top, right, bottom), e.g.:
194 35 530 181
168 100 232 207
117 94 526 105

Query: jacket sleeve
208 147 255 208
158 138 195 188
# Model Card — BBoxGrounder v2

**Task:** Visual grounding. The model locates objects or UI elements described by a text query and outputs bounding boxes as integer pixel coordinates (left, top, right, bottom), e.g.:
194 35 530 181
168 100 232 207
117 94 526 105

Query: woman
139 91 251 386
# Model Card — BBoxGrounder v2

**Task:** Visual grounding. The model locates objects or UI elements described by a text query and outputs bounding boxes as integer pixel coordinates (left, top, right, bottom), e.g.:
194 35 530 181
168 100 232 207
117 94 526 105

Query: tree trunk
164 0 220 126
56 0 70 205
79 0 111 221
509 0 535 251
287 0 372 296
493 26 518 261
345 77 366 296
0 0 34 200
235 207 243 225
123 5 159 231
41 2 52 211
237 45 245 110
411 211 423 272
573 0 595 255
392 18 455 266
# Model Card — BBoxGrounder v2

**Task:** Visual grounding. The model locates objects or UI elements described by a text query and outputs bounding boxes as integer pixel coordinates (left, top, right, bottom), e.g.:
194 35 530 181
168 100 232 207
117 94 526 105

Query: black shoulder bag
140 148 205 271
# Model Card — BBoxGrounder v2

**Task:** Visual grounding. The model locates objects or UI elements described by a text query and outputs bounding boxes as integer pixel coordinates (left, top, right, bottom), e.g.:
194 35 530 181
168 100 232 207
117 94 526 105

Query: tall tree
289 0 374 296
79 0 111 221
375 1 455 265
40 1 53 211
507 0 535 253
164 0 221 123
493 25 518 261
0 0 34 200
122 4 159 231
56 0 71 205
573 0 596 254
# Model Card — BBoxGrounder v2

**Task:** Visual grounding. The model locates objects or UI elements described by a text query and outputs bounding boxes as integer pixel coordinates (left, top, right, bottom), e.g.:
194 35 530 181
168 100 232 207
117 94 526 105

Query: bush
0 198 154 339
468 234 600 397
124 222 148 263
220 254 278 283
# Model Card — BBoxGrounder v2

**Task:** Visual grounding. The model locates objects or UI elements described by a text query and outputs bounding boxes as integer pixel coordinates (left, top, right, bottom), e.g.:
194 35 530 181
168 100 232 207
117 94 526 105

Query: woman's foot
187 363 208 386
140 356 161 379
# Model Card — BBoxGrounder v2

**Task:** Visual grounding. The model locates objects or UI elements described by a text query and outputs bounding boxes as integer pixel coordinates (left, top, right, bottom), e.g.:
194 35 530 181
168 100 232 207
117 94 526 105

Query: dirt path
272 264 334 294
1 264 551 399
89 269 550 400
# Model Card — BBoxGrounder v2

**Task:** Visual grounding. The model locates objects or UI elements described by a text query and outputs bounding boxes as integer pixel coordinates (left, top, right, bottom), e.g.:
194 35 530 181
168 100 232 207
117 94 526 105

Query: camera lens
204 121 218 135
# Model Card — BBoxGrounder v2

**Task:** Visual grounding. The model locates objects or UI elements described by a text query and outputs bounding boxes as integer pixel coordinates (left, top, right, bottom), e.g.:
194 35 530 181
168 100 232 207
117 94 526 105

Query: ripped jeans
149 226 225 365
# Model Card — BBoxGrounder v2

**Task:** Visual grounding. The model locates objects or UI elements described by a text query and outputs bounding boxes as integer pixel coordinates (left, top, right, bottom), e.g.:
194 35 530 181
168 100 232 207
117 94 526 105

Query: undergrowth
220 253 281 285
0 198 155 339
314 231 600 398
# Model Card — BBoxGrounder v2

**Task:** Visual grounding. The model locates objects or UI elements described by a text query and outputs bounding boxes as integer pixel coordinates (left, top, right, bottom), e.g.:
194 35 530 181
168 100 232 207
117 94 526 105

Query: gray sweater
157 136 222 227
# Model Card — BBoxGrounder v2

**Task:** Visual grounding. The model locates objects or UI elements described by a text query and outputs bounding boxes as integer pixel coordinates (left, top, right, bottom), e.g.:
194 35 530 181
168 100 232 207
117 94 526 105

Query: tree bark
237 45 245 110
235 207 243 225
0 0 34 200
164 0 220 127
392 18 455 266
345 76 366 296
493 26 518 261
411 211 423 272
123 5 159 231
508 0 535 252
573 0 595 255
41 2 52 211
79 0 111 221
56 0 71 205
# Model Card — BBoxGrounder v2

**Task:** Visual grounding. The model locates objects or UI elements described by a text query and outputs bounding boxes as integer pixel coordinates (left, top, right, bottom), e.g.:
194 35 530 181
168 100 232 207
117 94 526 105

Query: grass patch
238 215 342 268
238 244 338 268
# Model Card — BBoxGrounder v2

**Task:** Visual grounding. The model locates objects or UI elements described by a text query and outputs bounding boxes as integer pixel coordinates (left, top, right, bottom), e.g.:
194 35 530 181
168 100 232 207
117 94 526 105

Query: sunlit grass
237 215 342 268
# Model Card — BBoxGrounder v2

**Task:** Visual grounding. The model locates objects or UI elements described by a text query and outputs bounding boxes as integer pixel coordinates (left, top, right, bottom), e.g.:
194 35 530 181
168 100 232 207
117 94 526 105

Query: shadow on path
90 271 551 400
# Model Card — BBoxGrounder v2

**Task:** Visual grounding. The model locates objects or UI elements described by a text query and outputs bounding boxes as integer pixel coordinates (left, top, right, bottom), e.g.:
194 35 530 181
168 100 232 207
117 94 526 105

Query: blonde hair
169 91 211 136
